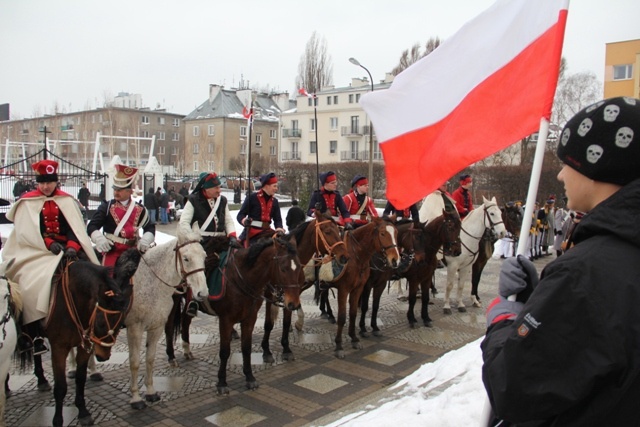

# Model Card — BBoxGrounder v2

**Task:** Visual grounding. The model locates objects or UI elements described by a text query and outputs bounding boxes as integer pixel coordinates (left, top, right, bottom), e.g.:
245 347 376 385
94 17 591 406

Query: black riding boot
19 322 48 355
186 300 198 317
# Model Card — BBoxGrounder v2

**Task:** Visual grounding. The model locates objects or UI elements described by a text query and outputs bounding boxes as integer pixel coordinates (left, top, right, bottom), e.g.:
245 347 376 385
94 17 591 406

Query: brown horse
320 217 400 358
469 204 522 307
261 212 348 363
25 249 140 427
358 218 422 337
176 235 302 394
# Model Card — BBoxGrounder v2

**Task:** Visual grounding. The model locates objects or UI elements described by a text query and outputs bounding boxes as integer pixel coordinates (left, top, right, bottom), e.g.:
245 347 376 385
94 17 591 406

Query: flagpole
313 94 320 191
244 94 255 248
480 117 552 427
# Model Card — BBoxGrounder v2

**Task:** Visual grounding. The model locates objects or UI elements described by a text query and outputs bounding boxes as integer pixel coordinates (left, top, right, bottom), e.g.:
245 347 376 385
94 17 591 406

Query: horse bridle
346 221 398 268
312 218 347 265
140 239 205 293
459 203 504 256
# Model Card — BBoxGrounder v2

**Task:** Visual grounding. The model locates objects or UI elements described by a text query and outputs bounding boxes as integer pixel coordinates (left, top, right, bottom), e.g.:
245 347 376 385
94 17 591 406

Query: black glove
344 222 354 231
229 236 242 249
499 255 539 303
49 242 64 255
65 247 77 258
244 217 252 227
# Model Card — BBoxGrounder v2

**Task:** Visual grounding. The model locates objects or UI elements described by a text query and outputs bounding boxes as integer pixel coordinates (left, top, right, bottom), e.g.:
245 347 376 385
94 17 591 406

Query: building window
330 140 337 154
351 116 360 133
351 140 359 159
291 120 298 130
356 93 361 102
142 130 149 138
269 129 277 139
307 97 317 107
172 132 179 141
142 145 149 154
269 146 276 156
333 95 338 104
172 118 180 127
255 133 262 146
193 126 199 137
158 131 165 140
193 161 198 171
208 143 213 153
193 143 199 154
158 117 165 125
349 94 354 104
330 117 338 130
158 146 165 155
208 125 215 135
613 64 633 80
310 141 317 154
141 115 149 124
240 143 246 154
171 146 178 154
327 96 332 105
310 118 316 131
240 126 247 137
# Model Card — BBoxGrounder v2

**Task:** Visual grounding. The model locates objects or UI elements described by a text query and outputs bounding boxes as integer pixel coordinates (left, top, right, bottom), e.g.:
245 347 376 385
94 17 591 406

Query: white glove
137 232 154 253
91 230 113 253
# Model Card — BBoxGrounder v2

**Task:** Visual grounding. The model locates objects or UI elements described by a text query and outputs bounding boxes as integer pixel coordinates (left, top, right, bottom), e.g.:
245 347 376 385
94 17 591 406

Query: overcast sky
1 0 638 119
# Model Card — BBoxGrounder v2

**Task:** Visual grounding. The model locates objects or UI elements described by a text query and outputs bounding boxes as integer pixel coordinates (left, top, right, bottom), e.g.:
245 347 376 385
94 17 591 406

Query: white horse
0 261 18 427
443 196 506 314
125 223 208 409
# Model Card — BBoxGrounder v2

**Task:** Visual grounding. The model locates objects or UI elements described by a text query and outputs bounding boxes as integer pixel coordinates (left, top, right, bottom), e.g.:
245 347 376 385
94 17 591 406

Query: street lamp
349 57 375 183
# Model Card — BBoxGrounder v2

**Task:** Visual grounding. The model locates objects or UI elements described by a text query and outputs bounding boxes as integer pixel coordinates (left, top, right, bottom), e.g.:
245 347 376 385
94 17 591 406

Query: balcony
61 124 74 131
340 150 383 161
282 128 301 138
281 151 301 161
341 126 365 136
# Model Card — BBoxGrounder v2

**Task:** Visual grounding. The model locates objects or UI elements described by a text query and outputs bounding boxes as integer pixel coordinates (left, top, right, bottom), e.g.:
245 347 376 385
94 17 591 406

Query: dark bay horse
27 249 140 427
321 217 400 358
177 235 302 394
469 203 523 307
261 212 348 363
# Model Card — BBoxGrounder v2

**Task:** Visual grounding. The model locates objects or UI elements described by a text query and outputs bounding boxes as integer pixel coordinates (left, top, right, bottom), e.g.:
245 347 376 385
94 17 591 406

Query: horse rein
459 204 504 257
311 218 346 266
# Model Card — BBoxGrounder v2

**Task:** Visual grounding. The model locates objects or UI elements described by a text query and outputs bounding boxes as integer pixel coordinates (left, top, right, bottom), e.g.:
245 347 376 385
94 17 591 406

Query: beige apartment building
0 103 185 173
182 84 291 175
280 74 393 166
604 38 640 99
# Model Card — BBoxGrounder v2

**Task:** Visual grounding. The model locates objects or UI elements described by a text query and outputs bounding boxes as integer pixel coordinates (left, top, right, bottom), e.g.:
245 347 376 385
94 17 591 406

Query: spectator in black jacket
286 199 306 231
144 187 158 224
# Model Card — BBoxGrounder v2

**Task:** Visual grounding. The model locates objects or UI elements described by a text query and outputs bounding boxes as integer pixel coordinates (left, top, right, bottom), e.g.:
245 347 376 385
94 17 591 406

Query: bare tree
391 36 442 76
552 70 602 129
295 32 333 94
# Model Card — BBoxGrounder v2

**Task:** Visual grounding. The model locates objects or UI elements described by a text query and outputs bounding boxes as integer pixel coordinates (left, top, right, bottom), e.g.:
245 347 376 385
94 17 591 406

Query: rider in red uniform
342 174 378 228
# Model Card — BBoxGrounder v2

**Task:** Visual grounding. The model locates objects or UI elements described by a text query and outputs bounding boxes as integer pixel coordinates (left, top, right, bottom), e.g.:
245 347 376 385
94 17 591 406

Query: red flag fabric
360 0 569 209
242 105 253 119
298 88 314 98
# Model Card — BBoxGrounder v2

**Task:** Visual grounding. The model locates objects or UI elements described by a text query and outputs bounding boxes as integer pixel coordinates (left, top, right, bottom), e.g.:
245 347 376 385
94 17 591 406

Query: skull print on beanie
557 97 640 185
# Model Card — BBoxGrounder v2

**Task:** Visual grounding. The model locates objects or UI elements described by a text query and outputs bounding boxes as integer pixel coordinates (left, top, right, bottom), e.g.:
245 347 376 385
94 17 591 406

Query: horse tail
313 280 321 305
270 304 279 323
8 279 23 317
168 294 183 346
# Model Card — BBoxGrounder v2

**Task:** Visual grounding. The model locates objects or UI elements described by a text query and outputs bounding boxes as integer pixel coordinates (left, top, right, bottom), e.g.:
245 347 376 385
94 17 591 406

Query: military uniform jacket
87 198 154 241
307 189 351 223
482 178 640 426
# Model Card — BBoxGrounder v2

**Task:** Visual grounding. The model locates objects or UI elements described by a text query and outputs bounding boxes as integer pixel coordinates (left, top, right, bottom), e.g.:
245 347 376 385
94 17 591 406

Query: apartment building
604 38 640 98
280 74 393 166
0 104 185 173
182 84 292 175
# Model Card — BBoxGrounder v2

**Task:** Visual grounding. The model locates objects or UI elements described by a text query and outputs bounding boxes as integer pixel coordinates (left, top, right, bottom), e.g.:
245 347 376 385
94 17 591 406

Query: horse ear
491 196 497 204
483 196 489 203
191 222 201 234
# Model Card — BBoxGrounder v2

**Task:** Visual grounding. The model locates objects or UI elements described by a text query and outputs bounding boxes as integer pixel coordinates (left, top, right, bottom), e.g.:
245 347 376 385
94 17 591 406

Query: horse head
482 196 507 239
175 223 208 302
313 211 349 265
369 217 401 268
502 204 523 238
440 210 462 257
268 236 302 312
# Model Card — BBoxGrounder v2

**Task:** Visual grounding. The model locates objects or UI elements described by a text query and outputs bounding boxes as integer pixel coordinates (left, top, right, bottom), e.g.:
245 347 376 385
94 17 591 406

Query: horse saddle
207 250 230 301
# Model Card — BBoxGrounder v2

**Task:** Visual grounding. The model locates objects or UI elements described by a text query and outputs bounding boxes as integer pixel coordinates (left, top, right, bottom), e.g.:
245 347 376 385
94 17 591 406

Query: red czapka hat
112 164 138 189
32 160 59 182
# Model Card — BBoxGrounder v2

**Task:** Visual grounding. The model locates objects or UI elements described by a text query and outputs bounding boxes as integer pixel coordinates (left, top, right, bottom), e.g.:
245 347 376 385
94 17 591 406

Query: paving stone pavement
5 227 554 426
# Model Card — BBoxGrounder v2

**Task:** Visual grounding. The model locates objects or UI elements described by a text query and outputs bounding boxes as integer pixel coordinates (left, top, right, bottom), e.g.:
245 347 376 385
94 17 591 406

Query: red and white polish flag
298 88 315 98
361 0 569 209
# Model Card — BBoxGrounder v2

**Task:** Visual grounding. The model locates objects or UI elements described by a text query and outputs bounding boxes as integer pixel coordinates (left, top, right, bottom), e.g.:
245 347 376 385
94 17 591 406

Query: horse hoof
168 359 179 368
472 301 482 308
359 330 370 338
246 381 259 390
351 341 362 350
89 373 104 382
78 415 94 426
131 400 147 410
423 320 434 328
37 381 52 392
217 386 230 395
409 321 418 329
319 312 329 319
335 350 345 359
283 352 295 362
67 370 76 379
372 330 383 337
443 308 452 315
184 352 194 361
295 321 303 331
328 315 336 324
458 306 467 313
145 393 161 403
263 354 275 364
231 329 240 340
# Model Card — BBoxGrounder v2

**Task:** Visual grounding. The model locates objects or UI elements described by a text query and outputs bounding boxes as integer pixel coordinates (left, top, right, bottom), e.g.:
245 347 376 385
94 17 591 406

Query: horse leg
358 282 372 338
348 286 364 350
420 275 434 328
165 294 179 367
281 307 295 361
50 344 70 427
87 351 102 381
370 279 387 336
241 318 259 390
67 347 77 378
406 276 419 327
334 288 348 359
443 264 456 315
127 323 146 409
216 319 233 395
471 260 485 307
261 302 276 364
457 267 470 312
73 347 94 426
324 291 336 324
181 306 195 360
33 354 51 391
142 326 163 404
294 306 304 331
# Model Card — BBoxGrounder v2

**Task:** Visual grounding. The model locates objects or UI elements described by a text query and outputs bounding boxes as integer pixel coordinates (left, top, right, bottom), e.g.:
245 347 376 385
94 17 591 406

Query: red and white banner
242 105 253 120
298 88 314 98
361 0 569 208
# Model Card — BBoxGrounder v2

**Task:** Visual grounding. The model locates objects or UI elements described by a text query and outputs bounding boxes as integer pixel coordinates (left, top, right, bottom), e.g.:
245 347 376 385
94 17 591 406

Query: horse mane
288 221 311 244
244 236 296 269
202 235 229 254
7 279 23 316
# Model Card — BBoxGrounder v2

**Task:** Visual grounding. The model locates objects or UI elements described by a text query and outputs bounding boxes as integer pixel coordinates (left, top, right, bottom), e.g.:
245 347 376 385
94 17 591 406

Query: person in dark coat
286 199 306 230
383 200 419 221
159 190 170 224
237 172 284 245
482 97 640 426
77 182 91 213
307 171 352 227
143 187 158 224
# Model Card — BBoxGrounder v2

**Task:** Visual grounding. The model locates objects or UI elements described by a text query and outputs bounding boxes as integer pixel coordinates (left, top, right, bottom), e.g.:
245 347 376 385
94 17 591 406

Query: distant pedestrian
144 187 158 224
77 182 91 211
286 199 306 230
